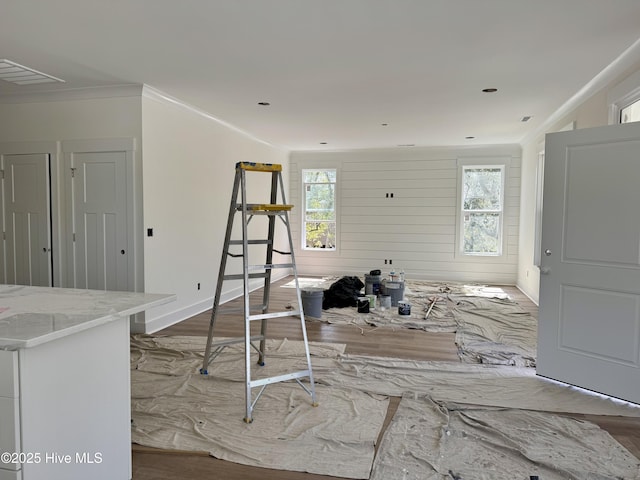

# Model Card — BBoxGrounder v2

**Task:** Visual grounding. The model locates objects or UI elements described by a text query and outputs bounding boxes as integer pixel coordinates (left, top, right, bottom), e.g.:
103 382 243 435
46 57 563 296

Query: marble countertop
0 285 176 350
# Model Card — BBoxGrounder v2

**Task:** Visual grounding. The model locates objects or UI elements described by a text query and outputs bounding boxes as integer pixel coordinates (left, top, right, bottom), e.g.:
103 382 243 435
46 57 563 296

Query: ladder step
236 162 282 172
229 239 272 245
208 335 265 348
250 370 312 388
249 310 300 321
248 263 294 271
223 272 269 281
237 203 293 212
218 304 267 315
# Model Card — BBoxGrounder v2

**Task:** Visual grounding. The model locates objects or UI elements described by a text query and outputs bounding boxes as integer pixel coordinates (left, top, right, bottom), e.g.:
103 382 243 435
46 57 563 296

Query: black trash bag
322 276 364 309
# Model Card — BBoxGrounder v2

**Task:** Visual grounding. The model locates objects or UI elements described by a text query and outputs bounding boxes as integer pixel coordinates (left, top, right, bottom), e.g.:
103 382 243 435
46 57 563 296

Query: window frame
608 69 640 125
455 158 508 258
301 168 338 252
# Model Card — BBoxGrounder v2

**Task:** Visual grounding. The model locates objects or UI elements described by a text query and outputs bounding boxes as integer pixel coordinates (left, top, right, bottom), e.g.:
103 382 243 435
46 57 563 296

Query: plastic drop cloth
371 393 640 480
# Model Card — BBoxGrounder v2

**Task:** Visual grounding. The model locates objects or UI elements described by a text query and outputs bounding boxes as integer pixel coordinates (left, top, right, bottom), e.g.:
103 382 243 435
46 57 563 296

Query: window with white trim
620 98 640 123
302 169 336 250
608 69 640 125
460 165 505 256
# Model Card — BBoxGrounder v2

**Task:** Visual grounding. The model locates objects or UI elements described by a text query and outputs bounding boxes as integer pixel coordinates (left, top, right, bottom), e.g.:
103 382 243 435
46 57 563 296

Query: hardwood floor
132 277 640 479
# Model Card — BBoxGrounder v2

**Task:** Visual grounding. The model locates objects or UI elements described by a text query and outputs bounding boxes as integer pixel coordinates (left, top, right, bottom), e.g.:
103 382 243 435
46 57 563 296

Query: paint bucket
357 296 370 313
379 295 392 309
301 288 324 318
364 274 382 295
382 280 405 306
398 301 411 316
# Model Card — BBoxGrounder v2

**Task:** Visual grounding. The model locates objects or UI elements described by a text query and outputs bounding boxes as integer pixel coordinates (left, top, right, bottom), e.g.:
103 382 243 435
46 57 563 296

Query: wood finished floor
132 277 640 479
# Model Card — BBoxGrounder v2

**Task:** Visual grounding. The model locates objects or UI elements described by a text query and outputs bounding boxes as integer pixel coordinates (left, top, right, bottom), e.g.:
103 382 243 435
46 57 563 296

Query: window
302 169 336 250
608 69 640 125
460 165 504 256
620 98 640 123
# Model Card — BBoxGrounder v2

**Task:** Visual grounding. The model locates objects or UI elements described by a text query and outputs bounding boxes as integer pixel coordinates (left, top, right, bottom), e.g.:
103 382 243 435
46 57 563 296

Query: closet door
65 139 134 292
1 153 52 286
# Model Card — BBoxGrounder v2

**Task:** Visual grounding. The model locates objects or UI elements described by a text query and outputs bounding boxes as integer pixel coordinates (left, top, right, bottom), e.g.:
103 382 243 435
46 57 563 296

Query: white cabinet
0 285 175 480
0 351 20 478
0 468 22 480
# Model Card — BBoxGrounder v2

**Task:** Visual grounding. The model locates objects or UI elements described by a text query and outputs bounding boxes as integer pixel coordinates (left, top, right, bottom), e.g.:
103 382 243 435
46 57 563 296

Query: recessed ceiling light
257 101 270 106
465 136 475 139
0 59 65 85
521 116 532 122
397 144 415 147
482 88 498 93
319 142 327 145
381 123 388 126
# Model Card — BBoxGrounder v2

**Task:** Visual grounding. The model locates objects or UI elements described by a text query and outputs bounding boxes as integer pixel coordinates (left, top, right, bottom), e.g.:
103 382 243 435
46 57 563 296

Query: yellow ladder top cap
236 162 282 172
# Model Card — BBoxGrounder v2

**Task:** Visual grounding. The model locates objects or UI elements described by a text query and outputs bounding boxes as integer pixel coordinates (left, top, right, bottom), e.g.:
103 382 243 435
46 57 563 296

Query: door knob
544 249 552 256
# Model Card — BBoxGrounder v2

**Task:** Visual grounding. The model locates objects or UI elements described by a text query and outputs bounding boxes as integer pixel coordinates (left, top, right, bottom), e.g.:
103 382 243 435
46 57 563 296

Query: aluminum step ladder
200 161 317 423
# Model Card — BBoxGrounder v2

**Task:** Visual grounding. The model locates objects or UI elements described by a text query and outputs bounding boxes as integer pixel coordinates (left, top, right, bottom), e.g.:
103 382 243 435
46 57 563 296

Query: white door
67 150 130 291
0 153 52 286
538 121 640 404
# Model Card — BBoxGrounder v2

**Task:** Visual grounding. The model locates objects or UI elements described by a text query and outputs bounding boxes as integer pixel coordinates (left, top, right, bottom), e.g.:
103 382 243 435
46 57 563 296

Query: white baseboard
132 272 290 334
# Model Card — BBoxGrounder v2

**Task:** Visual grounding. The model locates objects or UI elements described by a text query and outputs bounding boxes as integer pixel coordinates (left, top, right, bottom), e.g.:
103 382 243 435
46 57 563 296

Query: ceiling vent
0 59 65 85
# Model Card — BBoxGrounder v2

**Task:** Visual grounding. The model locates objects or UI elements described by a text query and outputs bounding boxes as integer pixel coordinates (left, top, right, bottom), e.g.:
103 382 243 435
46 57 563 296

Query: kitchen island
0 285 175 480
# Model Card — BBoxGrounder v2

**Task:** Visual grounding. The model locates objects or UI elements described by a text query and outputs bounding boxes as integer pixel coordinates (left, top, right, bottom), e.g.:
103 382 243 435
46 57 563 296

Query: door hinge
0 170 4 179
72 233 76 242
70 167 76 178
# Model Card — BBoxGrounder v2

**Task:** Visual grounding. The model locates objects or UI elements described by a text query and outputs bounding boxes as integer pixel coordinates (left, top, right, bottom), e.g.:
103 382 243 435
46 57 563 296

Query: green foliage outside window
303 170 336 250
462 167 503 255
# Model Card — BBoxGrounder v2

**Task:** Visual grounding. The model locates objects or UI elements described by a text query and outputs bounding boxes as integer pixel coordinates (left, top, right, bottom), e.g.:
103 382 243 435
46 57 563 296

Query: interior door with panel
0 153 52 286
66 144 131 292
538 121 640 404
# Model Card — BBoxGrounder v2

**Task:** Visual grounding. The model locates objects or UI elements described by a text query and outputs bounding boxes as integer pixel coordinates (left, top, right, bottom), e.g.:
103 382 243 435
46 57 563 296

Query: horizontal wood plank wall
289 145 522 284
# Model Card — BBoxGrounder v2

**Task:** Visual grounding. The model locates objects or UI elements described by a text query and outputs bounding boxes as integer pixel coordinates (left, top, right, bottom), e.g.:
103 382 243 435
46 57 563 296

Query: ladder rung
250 370 311 388
208 335 265 348
248 310 300 321
248 263 294 271
236 162 282 172
229 239 272 245
223 272 269 280
218 304 267 315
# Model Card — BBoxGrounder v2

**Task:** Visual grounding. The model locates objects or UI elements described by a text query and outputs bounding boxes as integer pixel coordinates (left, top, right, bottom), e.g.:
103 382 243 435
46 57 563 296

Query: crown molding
141 85 277 149
521 37 640 146
0 84 143 104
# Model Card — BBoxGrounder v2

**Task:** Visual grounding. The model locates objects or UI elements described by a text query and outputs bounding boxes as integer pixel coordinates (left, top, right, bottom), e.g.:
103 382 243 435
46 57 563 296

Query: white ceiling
1 0 640 151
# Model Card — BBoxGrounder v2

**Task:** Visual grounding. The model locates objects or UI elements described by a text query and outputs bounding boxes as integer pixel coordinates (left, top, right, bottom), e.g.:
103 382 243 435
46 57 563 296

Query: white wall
0 91 144 289
517 62 640 304
290 145 521 285
139 89 290 333
0 88 290 333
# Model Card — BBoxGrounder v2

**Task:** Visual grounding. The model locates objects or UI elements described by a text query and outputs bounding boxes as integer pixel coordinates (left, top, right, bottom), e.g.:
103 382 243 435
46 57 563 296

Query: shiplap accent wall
290 145 521 285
